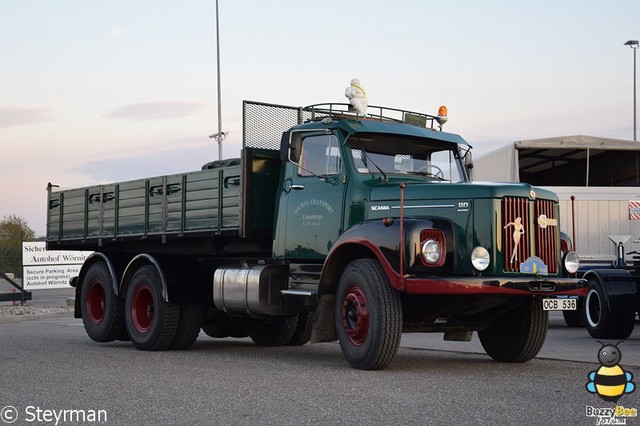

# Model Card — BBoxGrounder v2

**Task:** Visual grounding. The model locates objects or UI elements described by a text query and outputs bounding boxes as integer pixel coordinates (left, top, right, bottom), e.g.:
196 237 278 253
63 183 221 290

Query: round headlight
471 246 490 271
563 250 580 274
421 239 441 264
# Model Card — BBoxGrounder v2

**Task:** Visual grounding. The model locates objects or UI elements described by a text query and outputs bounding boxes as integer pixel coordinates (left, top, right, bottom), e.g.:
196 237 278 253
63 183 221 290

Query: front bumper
403 275 587 296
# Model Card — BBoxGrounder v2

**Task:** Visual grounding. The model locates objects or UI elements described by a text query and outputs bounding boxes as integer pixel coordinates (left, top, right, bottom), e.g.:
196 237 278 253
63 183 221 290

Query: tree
0 214 35 278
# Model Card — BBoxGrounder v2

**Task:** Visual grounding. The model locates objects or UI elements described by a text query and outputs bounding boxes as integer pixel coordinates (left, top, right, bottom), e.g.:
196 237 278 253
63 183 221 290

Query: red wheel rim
131 284 154 333
341 285 369 346
86 280 106 324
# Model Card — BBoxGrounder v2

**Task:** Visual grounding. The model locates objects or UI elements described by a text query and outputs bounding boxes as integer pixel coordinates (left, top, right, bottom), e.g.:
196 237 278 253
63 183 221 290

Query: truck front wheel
478 298 548 363
125 265 180 351
248 316 298 346
335 259 402 370
286 311 314 346
584 278 635 339
80 261 127 342
202 316 248 338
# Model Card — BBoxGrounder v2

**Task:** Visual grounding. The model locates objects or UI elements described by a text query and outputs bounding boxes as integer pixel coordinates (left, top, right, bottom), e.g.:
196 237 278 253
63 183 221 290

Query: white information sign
22 242 93 290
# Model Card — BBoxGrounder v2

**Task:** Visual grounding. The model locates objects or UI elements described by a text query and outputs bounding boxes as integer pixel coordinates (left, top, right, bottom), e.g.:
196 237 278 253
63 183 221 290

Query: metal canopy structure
509 135 640 186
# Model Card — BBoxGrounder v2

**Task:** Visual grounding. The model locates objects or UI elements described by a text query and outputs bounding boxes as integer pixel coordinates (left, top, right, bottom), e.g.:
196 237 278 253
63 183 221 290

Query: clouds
104 101 208 120
0 107 56 128
71 137 220 182
0 101 208 128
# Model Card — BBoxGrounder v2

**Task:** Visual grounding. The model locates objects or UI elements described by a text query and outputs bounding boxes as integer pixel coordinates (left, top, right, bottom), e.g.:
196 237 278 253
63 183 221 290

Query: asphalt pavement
1 284 639 424
402 312 640 367
2 285 639 366
1 312 638 426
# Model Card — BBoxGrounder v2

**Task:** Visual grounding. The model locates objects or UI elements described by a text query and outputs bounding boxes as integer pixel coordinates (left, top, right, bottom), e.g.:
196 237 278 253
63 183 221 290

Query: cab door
273 131 346 260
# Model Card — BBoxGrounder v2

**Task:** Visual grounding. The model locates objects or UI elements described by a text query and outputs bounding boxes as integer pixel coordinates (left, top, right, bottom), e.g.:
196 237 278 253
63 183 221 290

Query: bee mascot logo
586 341 636 403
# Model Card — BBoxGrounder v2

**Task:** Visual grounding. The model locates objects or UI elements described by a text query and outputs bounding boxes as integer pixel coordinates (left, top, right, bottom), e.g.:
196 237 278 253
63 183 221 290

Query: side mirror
279 131 303 164
462 150 473 180
288 133 303 164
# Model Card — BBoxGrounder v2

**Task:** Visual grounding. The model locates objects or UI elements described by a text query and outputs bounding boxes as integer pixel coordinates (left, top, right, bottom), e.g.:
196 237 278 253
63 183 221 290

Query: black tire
584 278 635 339
562 300 584 327
202 317 248 338
335 258 402 370
286 311 314 346
478 298 548 363
248 316 298 346
169 304 204 350
80 261 127 342
125 265 180 351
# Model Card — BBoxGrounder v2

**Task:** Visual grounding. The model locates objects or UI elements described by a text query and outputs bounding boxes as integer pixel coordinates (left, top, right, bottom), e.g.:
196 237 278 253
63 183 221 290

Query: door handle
284 178 305 193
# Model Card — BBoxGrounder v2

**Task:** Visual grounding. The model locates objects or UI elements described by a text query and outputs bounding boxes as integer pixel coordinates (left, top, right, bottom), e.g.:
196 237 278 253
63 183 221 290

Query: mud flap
310 294 337 343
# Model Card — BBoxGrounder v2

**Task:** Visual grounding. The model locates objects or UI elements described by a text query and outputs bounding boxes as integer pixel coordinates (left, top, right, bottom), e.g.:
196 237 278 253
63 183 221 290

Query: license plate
542 298 577 311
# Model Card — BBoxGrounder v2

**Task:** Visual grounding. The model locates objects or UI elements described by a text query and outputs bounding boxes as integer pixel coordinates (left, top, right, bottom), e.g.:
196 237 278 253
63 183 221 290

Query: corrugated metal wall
553 187 640 262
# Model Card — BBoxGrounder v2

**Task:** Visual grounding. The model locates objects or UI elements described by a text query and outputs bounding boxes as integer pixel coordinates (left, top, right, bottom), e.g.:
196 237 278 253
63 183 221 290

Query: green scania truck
46 101 586 369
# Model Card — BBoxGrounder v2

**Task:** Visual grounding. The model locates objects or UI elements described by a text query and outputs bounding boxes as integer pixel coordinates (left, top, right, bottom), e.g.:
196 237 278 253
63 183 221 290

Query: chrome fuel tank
213 264 302 316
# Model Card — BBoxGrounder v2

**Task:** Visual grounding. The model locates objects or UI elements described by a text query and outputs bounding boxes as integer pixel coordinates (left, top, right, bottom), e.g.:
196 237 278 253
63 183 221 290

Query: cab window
298 134 341 176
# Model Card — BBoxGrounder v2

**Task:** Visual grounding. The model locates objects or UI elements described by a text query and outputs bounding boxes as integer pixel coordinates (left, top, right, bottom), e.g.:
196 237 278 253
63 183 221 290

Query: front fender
73 253 119 319
76 253 118 294
321 218 452 293
121 254 169 303
312 220 403 344
311 218 454 342
583 269 638 313
311 218 452 344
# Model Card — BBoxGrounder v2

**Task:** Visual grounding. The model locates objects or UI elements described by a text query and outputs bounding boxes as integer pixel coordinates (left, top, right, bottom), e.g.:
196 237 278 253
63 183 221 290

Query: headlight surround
471 246 490 271
563 250 580 274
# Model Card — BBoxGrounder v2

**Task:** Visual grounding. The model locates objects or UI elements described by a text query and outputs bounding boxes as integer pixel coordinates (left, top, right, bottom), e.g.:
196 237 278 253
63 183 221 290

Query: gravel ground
0 304 74 319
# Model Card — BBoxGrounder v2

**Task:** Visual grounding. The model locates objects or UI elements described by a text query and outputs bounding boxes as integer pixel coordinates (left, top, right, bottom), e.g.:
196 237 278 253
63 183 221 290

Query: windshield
348 133 468 182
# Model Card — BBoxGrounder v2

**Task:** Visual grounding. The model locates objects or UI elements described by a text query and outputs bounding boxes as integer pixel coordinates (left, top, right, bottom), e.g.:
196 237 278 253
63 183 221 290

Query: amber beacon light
436 105 448 129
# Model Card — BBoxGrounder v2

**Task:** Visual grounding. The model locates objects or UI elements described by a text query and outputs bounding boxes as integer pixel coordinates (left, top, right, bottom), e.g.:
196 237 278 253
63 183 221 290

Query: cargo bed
47 148 281 251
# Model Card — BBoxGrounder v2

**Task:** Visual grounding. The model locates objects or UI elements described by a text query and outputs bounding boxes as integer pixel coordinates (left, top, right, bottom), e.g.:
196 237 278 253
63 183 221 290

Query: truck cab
274 111 469 260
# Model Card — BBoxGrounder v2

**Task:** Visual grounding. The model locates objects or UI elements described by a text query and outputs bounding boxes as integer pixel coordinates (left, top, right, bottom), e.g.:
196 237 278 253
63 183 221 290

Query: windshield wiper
361 150 388 181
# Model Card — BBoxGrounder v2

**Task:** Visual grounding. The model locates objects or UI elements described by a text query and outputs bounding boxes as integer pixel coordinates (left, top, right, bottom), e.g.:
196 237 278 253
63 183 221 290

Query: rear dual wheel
80 262 127 342
125 265 202 351
170 304 204 350
478 298 548 362
583 278 635 340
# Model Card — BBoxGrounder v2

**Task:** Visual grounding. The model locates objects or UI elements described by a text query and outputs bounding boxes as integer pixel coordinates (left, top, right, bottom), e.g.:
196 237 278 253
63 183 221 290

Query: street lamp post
214 0 225 159
624 40 639 141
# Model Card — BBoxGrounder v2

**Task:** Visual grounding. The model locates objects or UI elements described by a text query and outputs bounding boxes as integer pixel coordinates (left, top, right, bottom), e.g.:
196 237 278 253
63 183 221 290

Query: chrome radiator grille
502 197 559 274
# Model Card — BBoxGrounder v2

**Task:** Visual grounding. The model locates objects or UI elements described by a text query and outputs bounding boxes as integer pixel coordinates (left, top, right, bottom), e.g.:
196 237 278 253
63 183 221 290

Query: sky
1 0 640 236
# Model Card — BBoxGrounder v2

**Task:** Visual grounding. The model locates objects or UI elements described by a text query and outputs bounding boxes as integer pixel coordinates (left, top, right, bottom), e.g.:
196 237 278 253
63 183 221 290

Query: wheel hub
86 280 106 324
341 285 369 346
132 284 155 333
